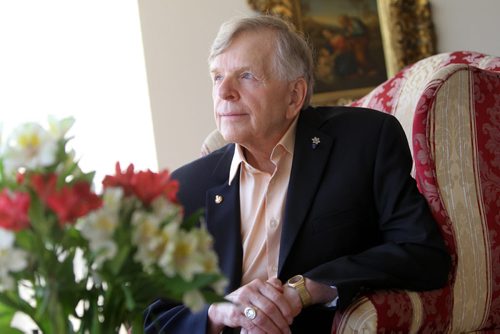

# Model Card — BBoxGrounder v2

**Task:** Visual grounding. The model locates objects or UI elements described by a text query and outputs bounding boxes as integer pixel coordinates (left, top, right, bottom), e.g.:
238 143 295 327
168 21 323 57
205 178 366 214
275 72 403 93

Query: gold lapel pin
215 195 224 204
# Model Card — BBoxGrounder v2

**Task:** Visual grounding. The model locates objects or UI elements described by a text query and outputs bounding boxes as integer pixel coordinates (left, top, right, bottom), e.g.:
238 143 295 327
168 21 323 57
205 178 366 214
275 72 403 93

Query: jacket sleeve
144 299 209 334
305 115 451 310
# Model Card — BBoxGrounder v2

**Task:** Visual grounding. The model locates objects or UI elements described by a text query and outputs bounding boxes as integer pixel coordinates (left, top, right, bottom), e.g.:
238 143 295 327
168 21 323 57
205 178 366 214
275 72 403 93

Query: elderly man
144 14 450 334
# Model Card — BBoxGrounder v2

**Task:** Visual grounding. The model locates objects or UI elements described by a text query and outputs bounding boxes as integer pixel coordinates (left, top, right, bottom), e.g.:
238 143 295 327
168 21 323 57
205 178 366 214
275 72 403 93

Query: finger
245 327 267 334
245 291 291 332
209 302 255 330
266 277 284 292
247 327 267 334
228 279 291 333
257 281 294 325
240 305 277 334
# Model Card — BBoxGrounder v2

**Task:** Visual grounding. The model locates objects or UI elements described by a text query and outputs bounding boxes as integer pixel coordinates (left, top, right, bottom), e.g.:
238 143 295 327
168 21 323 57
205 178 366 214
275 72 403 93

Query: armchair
200 51 500 333
334 50 500 333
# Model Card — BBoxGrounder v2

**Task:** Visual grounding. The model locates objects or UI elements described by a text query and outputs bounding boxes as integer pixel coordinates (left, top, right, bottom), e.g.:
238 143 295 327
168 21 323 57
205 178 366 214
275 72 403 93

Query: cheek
213 97 224 118
212 90 218 107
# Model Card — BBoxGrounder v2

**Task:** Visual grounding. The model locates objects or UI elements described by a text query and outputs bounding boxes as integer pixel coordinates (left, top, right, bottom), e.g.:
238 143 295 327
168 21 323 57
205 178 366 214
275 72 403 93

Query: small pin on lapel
215 195 224 204
311 137 321 149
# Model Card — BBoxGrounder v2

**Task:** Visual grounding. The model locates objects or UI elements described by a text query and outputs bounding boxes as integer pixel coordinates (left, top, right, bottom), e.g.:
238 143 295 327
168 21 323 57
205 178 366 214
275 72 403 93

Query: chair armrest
331 287 452 333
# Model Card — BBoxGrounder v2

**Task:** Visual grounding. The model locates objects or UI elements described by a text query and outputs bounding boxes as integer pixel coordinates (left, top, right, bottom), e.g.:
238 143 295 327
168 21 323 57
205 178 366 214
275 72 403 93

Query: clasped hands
207 277 302 334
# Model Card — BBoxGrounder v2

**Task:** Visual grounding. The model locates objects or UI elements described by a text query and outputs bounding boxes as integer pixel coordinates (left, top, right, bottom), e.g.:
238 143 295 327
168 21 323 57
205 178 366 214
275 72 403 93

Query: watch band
287 274 312 307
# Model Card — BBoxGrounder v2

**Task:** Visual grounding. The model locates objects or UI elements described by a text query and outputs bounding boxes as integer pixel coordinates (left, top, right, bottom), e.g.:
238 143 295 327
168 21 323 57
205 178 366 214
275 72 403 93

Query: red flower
45 182 102 225
31 173 58 202
30 173 102 225
16 172 26 185
103 162 179 206
132 169 179 206
0 189 31 231
163 177 179 204
102 162 135 196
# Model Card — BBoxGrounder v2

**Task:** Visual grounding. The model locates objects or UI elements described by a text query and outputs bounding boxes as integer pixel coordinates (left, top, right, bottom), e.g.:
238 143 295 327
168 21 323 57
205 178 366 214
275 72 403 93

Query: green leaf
129 316 144 334
27 195 56 239
0 159 5 187
200 288 226 304
182 208 204 230
0 291 35 317
0 294 42 333
108 243 132 275
15 229 36 251
121 284 136 311
0 302 23 333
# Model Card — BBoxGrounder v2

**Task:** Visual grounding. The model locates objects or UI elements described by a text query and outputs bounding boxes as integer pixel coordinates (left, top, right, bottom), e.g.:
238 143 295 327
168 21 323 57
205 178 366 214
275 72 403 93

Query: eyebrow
210 65 253 74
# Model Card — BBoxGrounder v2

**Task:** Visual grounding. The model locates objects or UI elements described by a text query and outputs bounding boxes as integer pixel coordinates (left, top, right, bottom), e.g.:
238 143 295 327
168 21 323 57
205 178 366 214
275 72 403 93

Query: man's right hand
207 278 298 334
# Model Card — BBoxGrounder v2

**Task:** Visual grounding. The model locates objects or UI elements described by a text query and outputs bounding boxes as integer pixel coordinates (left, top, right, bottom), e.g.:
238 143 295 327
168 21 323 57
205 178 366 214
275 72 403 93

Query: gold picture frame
247 0 436 105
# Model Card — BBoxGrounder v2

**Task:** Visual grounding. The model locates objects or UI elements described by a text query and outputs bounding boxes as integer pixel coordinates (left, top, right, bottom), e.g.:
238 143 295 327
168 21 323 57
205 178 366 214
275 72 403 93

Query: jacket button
215 195 223 204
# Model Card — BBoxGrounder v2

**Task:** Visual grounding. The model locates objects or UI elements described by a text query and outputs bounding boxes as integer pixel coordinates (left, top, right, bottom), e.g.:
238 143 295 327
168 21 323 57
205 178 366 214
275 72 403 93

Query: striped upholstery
333 51 500 333
201 128 227 157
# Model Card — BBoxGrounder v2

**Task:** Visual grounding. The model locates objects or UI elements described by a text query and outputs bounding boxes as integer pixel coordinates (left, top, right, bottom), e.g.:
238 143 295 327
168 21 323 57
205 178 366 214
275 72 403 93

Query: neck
242 146 275 174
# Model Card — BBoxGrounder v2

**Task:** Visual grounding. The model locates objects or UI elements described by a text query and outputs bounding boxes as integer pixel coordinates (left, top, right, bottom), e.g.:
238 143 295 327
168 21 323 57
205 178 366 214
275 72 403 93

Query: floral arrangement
0 117 225 333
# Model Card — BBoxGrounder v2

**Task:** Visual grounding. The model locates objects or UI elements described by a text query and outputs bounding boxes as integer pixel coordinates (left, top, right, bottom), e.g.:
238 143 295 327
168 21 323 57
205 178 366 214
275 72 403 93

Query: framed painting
247 0 435 105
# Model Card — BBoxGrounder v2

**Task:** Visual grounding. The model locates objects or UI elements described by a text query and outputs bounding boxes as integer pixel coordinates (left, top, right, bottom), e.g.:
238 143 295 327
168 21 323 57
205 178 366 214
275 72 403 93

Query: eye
241 72 254 80
212 74 223 83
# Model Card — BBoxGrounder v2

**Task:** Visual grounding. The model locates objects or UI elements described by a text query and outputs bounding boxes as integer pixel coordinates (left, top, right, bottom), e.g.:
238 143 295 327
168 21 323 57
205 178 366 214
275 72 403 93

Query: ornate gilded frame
247 0 435 105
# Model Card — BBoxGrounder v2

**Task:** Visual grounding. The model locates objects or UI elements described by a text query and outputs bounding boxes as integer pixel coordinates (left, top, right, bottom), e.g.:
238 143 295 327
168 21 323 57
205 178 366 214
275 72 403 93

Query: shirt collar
228 116 299 185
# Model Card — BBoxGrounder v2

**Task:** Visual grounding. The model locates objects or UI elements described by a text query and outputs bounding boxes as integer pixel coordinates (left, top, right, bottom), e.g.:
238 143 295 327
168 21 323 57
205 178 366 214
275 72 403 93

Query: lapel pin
311 137 321 149
215 195 224 204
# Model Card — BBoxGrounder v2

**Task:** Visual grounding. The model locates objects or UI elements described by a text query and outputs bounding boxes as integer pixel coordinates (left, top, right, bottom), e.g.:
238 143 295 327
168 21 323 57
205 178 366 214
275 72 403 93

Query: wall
138 0 252 171
432 0 500 56
138 0 500 171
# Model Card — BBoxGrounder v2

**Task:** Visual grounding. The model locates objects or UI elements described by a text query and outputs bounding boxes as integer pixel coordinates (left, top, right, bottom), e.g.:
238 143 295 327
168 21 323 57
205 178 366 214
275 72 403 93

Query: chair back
333 51 500 333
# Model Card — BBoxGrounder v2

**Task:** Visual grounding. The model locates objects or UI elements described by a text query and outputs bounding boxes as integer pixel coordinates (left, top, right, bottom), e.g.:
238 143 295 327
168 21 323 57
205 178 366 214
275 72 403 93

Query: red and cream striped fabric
333 51 500 333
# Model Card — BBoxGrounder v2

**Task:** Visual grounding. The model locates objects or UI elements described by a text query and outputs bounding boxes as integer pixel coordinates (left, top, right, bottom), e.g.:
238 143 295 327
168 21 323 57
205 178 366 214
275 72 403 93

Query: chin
219 127 245 144
220 133 239 144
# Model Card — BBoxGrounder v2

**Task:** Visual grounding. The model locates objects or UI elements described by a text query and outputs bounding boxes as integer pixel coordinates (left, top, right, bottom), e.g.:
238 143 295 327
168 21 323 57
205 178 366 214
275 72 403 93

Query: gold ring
243 306 257 320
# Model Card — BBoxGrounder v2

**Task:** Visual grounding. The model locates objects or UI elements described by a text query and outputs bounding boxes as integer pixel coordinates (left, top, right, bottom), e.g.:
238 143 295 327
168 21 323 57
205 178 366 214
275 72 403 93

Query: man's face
210 30 299 152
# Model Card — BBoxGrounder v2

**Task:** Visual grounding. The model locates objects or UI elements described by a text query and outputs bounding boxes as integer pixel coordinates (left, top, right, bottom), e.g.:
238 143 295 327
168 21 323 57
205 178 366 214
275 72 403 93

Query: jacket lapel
278 110 335 273
205 146 243 293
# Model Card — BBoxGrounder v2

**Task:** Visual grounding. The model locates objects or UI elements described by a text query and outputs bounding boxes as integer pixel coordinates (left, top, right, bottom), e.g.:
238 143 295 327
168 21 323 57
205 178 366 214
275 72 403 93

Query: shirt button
270 219 278 229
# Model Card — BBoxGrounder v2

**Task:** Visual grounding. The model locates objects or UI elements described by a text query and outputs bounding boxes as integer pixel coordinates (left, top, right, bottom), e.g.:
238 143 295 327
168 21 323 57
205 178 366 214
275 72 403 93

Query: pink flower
0 190 31 231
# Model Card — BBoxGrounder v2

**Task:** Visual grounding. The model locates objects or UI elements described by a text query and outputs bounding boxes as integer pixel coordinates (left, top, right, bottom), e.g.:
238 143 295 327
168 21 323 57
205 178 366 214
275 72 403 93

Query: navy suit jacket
144 106 451 333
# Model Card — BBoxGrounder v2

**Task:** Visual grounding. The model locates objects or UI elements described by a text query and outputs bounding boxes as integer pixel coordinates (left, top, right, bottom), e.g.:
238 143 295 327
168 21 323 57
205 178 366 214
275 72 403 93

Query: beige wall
139 0 500 171
432 0 500 56
138 0 252 170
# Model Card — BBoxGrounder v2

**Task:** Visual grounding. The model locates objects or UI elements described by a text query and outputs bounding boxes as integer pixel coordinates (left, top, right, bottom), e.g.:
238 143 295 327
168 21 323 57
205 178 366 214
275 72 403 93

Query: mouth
216 103 248 120
217 112 248 118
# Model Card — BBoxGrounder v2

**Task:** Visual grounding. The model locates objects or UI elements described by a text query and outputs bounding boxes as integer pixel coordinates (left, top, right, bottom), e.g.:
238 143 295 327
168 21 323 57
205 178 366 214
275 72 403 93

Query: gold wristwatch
287 274 312 307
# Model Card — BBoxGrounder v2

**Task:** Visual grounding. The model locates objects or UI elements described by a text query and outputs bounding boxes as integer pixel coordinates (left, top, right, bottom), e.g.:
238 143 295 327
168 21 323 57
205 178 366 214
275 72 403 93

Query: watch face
289 275 302 285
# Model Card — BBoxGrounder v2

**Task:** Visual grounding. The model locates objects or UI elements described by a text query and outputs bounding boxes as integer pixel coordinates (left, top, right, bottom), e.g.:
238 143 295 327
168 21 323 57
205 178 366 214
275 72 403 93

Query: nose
217 77 239 101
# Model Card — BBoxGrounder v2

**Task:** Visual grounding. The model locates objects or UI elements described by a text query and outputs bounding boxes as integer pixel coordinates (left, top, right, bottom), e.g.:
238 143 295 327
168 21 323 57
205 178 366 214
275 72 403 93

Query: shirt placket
265 149 285 279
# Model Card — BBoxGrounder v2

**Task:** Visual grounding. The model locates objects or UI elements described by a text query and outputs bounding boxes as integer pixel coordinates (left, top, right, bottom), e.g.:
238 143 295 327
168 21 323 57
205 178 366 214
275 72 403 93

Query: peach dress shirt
228 118 298 285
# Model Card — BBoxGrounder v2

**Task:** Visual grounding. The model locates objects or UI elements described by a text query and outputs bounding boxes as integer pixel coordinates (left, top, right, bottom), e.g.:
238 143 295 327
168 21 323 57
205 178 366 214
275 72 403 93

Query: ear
286 77 307 119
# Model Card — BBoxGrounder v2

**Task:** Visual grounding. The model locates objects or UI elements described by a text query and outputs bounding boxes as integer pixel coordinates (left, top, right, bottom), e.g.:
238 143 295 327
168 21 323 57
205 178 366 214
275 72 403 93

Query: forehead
231 28 276 49
210 29 276 71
